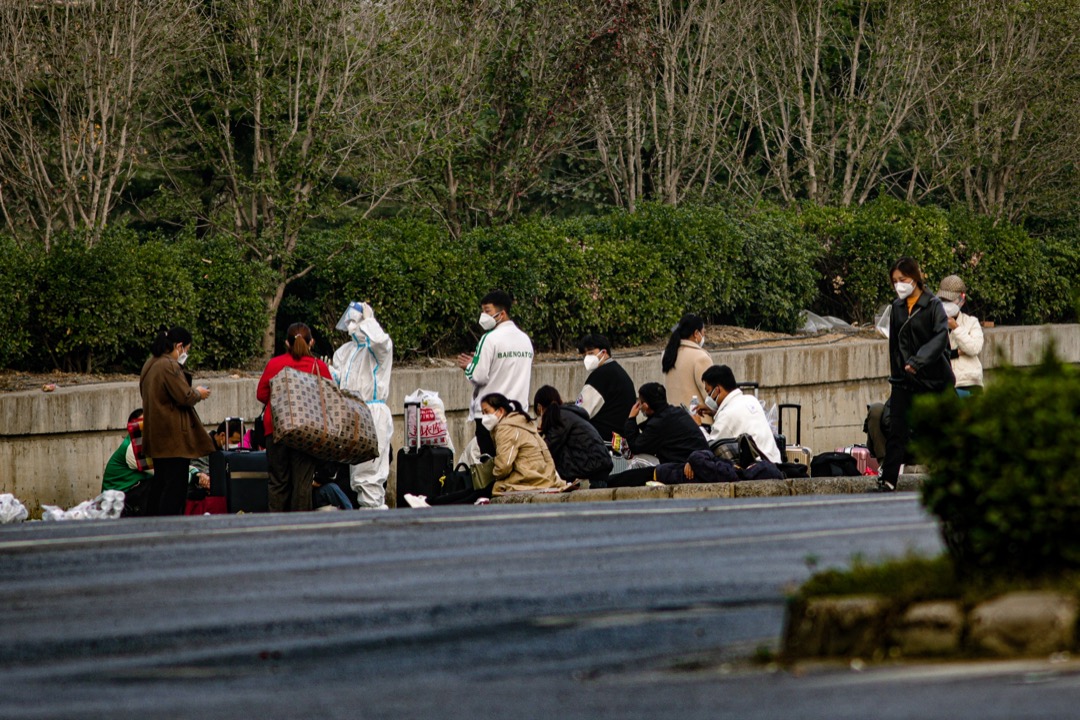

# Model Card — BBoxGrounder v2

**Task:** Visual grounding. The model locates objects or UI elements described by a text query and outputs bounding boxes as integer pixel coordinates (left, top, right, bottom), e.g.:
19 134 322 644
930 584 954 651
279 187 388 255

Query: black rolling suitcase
395 401 453 507
209 416 271 513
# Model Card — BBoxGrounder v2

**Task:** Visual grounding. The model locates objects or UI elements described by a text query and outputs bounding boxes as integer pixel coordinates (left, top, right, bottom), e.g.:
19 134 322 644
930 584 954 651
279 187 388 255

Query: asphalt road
2 494 1079 719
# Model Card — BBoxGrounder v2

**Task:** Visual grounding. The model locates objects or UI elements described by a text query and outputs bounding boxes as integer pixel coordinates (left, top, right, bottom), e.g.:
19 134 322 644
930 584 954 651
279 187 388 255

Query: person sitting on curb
101 408 154 517
694 364 782 463
534 385 613 488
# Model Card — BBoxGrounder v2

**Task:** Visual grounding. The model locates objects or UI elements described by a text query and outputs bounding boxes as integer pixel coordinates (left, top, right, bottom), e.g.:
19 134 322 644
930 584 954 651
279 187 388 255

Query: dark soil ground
0 325 879 393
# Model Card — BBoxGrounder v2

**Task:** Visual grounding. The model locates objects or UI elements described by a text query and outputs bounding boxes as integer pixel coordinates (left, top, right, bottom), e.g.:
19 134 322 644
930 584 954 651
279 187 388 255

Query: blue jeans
314 482 353 509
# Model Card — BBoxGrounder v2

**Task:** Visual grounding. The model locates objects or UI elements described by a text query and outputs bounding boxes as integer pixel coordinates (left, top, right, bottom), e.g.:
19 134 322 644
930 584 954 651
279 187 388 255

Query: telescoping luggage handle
223 416 246 452
777 403 801 446
404 401 422 453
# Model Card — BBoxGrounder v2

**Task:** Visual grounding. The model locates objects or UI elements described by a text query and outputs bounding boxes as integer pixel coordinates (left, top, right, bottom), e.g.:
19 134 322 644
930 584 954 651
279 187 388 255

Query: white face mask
698 335 706 348
177 350 189 366
583 354 601 372
480 412 501 431
478 312 498 331
942 301 960 318
894 282 915 300
704 392 719 411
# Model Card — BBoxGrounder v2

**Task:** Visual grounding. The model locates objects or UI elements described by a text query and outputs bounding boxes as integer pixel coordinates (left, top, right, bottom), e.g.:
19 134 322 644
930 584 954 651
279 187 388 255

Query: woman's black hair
481 392 531 423
661 313 704 373
150 326 193 357
889 257 925 290
533 385 564 434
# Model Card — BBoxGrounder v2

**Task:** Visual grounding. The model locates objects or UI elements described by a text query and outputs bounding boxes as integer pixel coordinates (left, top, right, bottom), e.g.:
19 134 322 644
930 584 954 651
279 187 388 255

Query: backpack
810 451 861 477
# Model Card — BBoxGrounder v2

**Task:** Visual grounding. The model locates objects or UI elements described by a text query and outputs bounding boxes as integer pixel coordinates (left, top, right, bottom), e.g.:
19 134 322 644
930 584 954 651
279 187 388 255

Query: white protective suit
332 303 394 509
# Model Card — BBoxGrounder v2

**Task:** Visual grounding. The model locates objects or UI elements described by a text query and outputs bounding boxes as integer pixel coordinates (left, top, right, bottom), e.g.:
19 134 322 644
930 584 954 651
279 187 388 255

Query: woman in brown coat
139 326 214 515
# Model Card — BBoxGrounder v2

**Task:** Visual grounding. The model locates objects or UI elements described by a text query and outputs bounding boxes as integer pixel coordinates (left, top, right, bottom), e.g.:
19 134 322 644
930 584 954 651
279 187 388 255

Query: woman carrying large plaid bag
256 323 333 512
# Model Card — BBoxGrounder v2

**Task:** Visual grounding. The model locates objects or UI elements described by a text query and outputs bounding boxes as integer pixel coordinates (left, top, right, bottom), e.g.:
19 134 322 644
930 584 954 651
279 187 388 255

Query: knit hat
937 275 966 303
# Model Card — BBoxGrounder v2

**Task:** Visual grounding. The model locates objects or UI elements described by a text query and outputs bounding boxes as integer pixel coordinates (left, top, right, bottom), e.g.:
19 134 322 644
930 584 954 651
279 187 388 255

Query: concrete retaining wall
1 325 1076 512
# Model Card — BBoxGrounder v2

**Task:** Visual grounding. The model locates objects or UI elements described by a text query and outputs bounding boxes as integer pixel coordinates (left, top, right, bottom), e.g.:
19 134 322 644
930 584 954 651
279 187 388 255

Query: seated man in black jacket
609 383 708 487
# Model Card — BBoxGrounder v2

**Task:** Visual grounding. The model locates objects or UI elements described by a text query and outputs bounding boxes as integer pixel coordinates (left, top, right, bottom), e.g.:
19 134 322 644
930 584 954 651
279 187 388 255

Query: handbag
470 457 496 490
270 366 378 465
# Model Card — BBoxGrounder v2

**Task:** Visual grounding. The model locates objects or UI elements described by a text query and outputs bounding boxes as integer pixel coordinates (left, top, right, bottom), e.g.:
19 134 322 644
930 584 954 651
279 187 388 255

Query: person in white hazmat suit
332 302 393 509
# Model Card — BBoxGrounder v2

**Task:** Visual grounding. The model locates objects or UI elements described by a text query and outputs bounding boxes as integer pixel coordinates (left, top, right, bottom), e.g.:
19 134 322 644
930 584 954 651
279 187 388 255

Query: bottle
688 395 699 415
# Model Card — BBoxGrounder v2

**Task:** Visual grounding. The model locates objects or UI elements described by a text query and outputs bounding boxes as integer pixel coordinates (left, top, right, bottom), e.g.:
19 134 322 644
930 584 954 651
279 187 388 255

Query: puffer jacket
541 404 614 481
949 311 984 388
888 290 955 392
491 412 568 494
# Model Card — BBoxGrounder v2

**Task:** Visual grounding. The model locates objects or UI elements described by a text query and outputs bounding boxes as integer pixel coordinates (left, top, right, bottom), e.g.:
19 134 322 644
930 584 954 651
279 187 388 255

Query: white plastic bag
403 389 454 452
40 491 125 521
0 494 28 524
874 305 891 338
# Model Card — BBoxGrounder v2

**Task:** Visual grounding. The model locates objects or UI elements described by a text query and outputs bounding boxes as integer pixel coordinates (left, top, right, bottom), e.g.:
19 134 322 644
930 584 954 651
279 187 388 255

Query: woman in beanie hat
937 275 984 396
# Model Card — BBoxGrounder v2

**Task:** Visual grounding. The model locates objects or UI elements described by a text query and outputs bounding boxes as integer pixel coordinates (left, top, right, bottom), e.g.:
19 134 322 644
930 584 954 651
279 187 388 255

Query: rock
784 595 889 658
892 601 963 656
969 592 1078 657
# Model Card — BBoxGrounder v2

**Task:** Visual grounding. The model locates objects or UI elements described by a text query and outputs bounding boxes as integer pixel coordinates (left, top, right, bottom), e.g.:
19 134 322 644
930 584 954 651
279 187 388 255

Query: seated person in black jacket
534 385 613 487
608 383 709 487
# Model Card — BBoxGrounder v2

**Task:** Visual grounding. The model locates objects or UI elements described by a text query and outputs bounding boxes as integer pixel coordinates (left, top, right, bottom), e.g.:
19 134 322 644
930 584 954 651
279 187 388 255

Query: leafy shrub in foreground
914 346 1080 578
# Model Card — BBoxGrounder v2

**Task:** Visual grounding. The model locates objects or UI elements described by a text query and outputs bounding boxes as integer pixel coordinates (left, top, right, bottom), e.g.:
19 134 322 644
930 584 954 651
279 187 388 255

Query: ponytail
533 385 564 434
286 322 314 360
661 313 703 374
482 392 533 423
150 325 193 357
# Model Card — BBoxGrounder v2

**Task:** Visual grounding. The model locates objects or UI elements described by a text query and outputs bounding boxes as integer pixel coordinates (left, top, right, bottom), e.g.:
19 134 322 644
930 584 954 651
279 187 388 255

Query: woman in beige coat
661 313 713 409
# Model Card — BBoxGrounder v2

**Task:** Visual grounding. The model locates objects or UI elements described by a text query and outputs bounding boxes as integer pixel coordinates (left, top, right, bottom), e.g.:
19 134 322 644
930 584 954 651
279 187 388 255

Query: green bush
913 347 1080 578
804 198 953 324
179 235 272 369
298 220 484 357
0 236 35 368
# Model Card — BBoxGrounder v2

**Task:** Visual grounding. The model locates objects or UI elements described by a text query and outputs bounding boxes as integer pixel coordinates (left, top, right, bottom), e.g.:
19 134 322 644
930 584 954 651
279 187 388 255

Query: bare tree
172 0 428 355
0 0 200 247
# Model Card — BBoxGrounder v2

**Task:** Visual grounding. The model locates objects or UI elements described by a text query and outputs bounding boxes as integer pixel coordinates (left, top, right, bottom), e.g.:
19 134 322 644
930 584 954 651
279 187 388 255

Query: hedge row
1 199 1077 371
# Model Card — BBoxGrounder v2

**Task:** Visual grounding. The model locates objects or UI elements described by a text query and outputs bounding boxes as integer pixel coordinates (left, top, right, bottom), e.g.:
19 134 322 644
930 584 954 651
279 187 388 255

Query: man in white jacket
332 302 393 509
694 364 782 463
937 275 984 396
457 290 534 456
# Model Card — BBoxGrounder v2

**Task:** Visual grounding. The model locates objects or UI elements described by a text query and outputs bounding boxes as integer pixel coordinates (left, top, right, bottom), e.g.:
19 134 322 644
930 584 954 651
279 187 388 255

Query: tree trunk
260 280 288 359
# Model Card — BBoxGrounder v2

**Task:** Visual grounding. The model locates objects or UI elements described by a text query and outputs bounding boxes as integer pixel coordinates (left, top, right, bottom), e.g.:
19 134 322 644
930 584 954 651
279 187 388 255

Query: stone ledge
785 590 1080 661
491 475 925 503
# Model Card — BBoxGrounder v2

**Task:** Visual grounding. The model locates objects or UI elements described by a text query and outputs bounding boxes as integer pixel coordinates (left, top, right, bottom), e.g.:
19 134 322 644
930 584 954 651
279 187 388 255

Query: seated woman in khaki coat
405 393 572 507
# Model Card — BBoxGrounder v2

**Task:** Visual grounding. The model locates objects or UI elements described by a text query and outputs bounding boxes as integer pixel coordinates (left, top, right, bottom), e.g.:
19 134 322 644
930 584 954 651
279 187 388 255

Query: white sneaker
473 497 490 505
403 494 430 508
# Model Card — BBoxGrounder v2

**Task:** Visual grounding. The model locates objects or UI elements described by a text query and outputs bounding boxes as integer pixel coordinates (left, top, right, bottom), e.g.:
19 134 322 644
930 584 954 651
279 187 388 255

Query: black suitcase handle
777 403 801 446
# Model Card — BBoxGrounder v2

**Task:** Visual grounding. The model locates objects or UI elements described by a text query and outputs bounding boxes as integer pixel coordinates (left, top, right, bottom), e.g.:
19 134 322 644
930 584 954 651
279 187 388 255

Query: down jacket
491 412 568 495
541 404 614 481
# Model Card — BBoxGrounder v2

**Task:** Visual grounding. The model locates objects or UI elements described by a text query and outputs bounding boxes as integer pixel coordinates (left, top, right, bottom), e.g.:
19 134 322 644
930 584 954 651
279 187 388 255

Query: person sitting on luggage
936 274 984 397
101 408 155 517
405 393 573 507
693 365 782 463
574 334 637 443
189 418 244 500
533 385 613 487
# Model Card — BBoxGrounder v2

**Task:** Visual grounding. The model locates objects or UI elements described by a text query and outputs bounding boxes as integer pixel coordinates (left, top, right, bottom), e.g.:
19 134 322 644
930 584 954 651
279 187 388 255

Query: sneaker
473 497 490 506
403 493 430 508
877 478 896 493
645 480 666 487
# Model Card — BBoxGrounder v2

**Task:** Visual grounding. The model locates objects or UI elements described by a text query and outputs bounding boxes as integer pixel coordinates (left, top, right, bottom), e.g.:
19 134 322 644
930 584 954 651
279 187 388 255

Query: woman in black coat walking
880 257 955 491
533 386 614 487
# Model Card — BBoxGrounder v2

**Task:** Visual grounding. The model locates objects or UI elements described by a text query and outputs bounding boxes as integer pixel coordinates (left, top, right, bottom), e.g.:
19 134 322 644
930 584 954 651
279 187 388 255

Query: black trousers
604 467 656 488
266 434 317 512
881 383 918 485
150 457 190 516
474 419 496 457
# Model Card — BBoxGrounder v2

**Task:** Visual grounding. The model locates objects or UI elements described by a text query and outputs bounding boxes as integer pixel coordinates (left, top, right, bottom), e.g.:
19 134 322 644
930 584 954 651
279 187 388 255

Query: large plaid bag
270 367 379 465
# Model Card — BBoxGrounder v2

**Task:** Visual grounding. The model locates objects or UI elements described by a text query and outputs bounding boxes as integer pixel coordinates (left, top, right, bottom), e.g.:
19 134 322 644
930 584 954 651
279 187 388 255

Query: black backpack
810 451 861 478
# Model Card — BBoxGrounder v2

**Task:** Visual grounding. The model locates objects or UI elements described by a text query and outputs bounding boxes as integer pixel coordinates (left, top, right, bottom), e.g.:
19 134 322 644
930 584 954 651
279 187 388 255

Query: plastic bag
41 491 125 521
798 310 854 333
0 494 28 524
874 305 891 338
403 389 454 452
